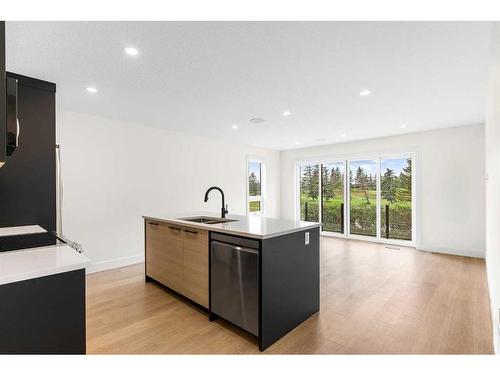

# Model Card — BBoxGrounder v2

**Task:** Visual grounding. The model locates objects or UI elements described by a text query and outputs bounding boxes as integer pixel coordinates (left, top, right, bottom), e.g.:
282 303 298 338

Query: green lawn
249 200 261 212
300 190 411 240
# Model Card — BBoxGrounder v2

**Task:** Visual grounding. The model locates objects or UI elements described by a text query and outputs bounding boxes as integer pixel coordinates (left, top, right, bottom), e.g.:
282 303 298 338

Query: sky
350 158 408 176
248 161 261 182
381 158 408 175
350 160 378 176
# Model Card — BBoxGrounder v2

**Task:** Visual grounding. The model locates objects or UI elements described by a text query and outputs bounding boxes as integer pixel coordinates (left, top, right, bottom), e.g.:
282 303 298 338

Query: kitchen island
0 225 90 354
143 212 321 351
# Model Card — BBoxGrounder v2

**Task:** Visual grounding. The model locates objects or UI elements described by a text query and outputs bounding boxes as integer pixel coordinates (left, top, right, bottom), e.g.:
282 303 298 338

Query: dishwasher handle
212 240 259 255
210 232 259 249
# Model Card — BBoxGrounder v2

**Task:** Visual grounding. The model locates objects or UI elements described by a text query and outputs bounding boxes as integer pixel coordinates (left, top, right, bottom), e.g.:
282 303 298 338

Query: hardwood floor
86 237 493 354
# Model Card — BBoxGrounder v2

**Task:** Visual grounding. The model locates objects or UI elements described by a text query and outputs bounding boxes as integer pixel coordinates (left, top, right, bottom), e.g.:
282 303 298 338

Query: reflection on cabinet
145 220 208 308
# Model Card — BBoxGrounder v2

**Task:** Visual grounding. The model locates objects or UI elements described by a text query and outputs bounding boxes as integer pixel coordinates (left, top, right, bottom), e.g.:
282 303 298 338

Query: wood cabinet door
146 221 184 293
182 227 209 308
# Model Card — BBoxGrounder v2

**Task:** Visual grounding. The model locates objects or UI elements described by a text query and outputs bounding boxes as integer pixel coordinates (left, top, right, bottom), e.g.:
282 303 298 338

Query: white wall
56 110 280 273
485 23 500 354
280 124 486 258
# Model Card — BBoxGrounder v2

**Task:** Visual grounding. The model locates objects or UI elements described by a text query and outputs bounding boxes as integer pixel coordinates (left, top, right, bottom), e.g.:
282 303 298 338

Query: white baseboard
416 246 485 259
86 253 144 274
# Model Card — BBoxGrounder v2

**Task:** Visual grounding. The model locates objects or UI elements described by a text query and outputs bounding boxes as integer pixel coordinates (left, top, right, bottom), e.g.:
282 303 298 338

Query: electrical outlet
305 232 310 245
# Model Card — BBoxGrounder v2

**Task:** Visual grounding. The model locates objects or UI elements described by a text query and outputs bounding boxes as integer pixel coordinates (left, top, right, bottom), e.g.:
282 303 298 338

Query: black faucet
204 186 229 218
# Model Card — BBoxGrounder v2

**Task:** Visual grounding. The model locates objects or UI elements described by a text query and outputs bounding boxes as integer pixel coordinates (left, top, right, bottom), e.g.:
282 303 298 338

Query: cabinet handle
183 229 198 234
148 222 159 226
168 226 182 231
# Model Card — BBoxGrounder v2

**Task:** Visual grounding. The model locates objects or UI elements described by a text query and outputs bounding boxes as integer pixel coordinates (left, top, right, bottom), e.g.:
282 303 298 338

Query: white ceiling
5 21 493 150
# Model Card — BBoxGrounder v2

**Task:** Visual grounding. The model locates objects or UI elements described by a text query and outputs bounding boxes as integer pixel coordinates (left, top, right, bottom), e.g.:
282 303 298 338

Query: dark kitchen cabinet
1 21 6 167
0 73 57 231
0 269 86 354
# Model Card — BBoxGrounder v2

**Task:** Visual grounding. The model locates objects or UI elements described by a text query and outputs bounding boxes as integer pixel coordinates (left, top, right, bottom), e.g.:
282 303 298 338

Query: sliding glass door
380 158 412 241
299 164 320 222
297 155 413 244
321 162 345 233
348 160 377 237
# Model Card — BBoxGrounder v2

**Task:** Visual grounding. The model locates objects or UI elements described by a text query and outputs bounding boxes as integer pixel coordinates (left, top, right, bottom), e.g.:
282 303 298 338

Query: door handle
148 222 159 226
15 118 20 148
183 229 198 234
233 246 259 255
168 226 182 231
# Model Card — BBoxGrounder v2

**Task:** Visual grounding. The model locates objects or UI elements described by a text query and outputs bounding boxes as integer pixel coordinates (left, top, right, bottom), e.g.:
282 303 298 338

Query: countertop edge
0 245 91 286
0 225 47 237
0 263 89 286
142 215 321 240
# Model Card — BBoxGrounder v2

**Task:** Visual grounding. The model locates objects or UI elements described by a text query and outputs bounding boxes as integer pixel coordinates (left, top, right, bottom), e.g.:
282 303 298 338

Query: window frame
294 150 417 247
246 158 265 216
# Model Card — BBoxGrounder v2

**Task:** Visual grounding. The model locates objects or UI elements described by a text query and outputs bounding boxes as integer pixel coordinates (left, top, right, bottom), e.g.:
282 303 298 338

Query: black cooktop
0 232 65 253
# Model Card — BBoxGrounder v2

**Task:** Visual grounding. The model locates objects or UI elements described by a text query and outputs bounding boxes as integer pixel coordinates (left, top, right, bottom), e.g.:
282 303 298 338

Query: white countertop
0 244 91 286
0 225 47 237
143 212 321 239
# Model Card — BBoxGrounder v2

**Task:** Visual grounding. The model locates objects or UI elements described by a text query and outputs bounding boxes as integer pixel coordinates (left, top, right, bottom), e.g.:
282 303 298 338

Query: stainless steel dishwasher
210 232 259 336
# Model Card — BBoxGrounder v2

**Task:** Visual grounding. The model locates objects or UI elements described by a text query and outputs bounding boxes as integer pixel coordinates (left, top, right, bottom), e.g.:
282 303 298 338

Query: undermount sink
178 216 237 224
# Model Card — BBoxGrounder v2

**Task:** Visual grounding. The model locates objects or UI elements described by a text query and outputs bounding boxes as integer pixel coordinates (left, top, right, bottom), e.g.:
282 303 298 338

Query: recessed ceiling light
295 141 301 145
249 118 265 124
359 89 371 97
282 110 291 117
340 133 347 138
231 124 239 129
401 123 407 129
85 87 98 94
123 46 139 56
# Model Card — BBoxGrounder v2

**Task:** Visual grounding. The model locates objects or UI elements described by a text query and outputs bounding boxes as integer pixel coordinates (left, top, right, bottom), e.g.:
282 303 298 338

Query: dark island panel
0 269 86 354
260 226 320 351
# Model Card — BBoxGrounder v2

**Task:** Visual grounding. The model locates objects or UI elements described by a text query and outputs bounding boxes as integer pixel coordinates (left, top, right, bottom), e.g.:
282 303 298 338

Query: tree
354 166 371 204
381 168 397 204
322 165 333 200
248 172 260 196
395 159 412 202
301 164 319 200
300 165 313 196
309 165 319 200
330 166 342 198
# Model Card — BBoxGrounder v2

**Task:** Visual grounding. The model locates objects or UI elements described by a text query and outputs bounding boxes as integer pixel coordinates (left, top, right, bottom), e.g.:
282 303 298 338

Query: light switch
305 232 310 245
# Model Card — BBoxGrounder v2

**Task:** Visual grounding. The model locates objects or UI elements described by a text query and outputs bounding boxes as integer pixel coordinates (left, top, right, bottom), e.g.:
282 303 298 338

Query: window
296 154 414 244
380 158 412 240
321 162 345 232
299 164 320 222
248 160 264 214
349 159 378 237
